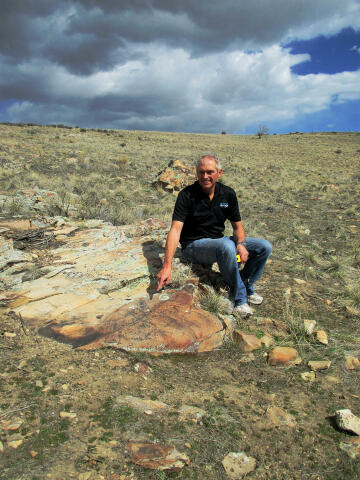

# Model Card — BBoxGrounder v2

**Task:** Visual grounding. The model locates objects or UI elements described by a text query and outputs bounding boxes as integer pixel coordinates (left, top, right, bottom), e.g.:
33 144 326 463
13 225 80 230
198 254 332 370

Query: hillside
0 124 359 479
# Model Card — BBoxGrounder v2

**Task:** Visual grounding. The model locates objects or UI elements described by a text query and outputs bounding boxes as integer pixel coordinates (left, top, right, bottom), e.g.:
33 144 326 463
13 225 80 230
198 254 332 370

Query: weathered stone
233 330 262 352
316 330 328 345
335 409 360 435
29 450 38 458
59 411 77 419
294 278 306 285
340 437 360 459
268 347 300 366
116 396 169 413
301 371 316 382
155 160 194 192
260 333 274 348
222 452 256 478
1 419 23 431
8 439 23 449
266 406 297 428
2 219 226 353
303 319 316 335
0 237 32 270
308 360 331 371
127 442 190 471
345 356 360 370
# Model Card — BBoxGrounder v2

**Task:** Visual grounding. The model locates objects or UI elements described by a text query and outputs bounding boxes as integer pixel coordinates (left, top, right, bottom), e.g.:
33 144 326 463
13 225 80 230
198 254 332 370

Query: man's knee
262 239 272 257
218 237 236 257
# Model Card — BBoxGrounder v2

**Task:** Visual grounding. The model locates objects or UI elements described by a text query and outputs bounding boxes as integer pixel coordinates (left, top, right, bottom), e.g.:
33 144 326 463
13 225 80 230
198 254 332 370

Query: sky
0 0 360 134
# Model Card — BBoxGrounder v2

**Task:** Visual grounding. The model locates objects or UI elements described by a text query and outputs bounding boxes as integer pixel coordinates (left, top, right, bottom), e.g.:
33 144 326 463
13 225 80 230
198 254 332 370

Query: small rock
345 356 360 370
233 330 262 352
61 384 70 391
185 443 191 449
29 450 38 457
308 360 331 371
35 379 43 388
303 319 316 335
340 437 360 459
116 395 169 413
59 411 77 419
301 371 316 382
335 409 360 435
294 278 306 285
3 332 16 338
1 419 23 431
128 442 190 471
268 347 300 366
316 330 328 345
17 360 27 369
222 451 256 478
266 406 297 428
8 439 23 449
0 441 4 453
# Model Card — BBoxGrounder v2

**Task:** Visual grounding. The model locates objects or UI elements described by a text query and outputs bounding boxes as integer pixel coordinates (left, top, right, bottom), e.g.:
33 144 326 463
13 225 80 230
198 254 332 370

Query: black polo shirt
172 181 241 248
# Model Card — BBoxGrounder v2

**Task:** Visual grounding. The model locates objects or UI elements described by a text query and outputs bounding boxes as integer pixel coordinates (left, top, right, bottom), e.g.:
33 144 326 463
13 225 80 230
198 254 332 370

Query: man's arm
157 220 184 290
231 220 249 263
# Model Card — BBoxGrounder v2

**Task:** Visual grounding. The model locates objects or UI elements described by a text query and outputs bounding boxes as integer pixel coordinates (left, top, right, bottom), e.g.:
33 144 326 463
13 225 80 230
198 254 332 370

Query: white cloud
6 43 360 132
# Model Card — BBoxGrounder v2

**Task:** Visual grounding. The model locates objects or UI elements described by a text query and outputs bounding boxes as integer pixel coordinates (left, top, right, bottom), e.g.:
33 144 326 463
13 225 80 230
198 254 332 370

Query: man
157 154 272 316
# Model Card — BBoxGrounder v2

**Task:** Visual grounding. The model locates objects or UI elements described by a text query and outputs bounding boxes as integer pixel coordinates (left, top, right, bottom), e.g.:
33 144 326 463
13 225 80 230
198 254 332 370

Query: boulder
2 218 227 353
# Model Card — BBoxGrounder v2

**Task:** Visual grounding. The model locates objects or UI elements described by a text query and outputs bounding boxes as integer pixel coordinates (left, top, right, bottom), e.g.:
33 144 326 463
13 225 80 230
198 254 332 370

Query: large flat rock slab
1 218 226 353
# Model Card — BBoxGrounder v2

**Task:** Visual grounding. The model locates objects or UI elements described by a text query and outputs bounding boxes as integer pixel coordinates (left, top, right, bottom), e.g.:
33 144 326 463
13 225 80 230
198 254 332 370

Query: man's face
196 157 222 192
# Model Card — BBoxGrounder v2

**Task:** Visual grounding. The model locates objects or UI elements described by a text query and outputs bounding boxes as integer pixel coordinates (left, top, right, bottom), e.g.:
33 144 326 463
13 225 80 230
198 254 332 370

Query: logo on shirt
219 202 228 208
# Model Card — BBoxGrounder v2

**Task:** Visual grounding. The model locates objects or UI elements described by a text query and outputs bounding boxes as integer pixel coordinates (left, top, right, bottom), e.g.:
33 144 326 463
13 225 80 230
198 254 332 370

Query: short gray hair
195 154 222 171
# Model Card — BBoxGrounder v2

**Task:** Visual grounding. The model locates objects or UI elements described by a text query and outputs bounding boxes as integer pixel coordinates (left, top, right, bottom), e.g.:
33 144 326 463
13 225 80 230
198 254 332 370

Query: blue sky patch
286 27 360 75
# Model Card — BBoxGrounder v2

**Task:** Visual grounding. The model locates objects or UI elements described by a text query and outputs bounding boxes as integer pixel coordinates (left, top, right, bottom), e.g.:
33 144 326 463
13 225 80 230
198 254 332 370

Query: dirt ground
1 125 360 479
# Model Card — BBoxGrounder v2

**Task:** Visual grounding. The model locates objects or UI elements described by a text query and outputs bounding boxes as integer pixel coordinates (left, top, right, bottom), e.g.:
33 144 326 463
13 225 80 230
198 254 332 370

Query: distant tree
221 131 226 135
257 125 269 139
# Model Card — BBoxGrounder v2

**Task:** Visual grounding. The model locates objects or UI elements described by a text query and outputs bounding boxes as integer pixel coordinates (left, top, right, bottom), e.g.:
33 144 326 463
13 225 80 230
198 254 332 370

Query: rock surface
308 360 331 371
222 452 256 478
335 409 360 436
127 442 190 471
268 347 300 366
1 218 227 354
233 330 262 352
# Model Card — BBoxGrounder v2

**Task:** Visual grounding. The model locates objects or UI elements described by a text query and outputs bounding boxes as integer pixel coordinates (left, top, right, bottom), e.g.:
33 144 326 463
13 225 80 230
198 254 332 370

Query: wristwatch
237 241 246 246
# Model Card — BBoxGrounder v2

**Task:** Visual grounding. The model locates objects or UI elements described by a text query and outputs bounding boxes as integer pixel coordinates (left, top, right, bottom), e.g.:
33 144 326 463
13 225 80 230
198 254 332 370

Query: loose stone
222 452 256 478
308 360 331 371
345 356 360 370
316 330 328 345
268 347 300 366
233 330 262 352
335 409 360 436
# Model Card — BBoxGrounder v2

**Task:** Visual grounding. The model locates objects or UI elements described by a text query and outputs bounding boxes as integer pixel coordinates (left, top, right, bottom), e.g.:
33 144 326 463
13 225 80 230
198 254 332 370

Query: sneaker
248 293 263 305
233 303 253 317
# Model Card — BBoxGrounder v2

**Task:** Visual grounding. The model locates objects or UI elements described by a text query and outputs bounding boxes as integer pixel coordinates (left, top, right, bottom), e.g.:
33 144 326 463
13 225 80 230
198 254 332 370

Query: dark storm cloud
1 1 360 133
1 0 356 74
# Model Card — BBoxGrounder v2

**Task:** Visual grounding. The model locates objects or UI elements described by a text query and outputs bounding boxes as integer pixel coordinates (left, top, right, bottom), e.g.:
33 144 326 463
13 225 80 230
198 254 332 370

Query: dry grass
1 124 360 479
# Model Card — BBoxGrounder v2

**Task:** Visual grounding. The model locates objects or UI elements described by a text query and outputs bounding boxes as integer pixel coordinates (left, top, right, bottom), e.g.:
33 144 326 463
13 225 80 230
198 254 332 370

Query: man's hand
157 263 172 291
237 243 249 263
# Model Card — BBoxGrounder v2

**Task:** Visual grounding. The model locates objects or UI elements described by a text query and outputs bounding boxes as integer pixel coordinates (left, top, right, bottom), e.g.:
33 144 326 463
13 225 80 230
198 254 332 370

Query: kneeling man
157 154 272 316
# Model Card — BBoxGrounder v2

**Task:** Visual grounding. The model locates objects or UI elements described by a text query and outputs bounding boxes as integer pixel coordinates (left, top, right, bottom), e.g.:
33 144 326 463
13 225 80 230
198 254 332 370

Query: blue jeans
182 236 272 305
